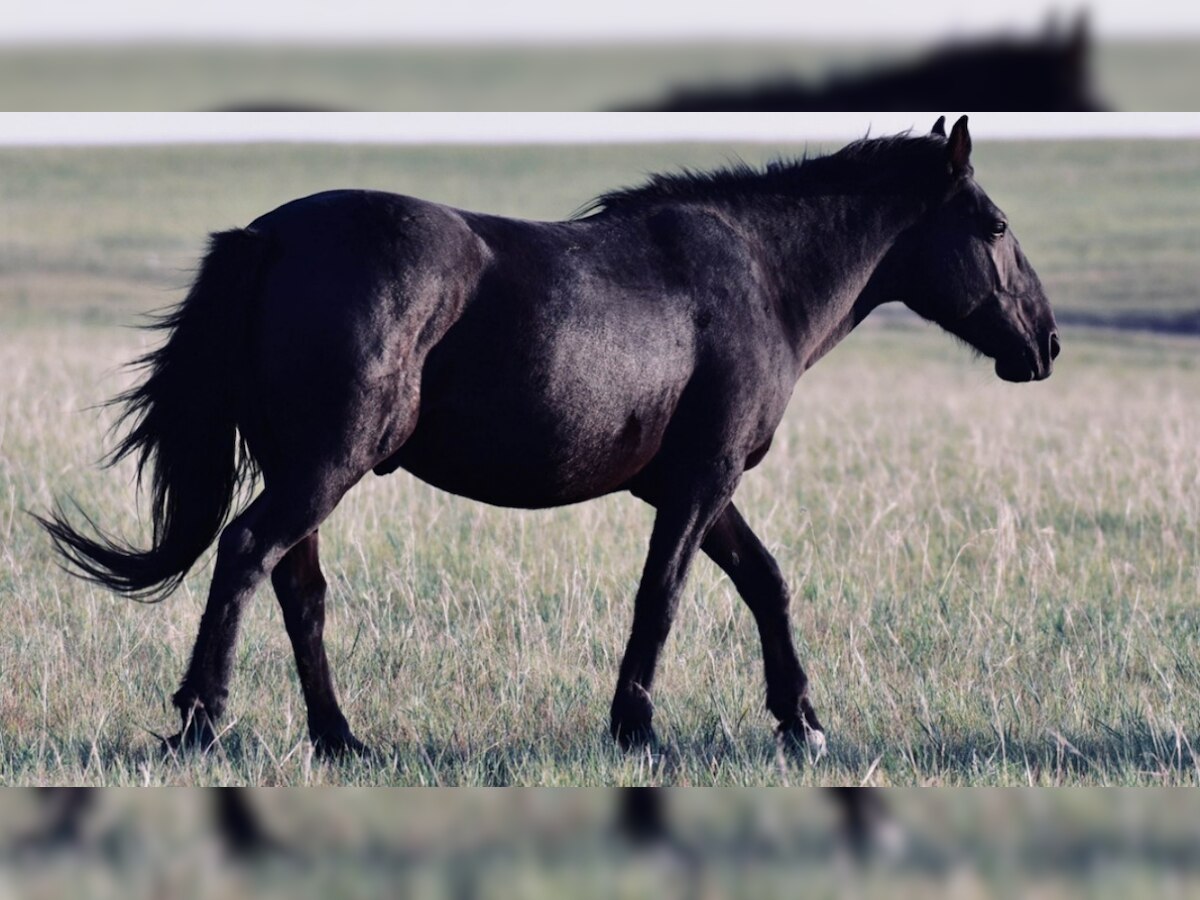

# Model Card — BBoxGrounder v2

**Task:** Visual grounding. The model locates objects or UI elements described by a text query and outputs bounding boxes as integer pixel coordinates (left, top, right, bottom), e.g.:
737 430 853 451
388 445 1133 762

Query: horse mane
576 132 948 217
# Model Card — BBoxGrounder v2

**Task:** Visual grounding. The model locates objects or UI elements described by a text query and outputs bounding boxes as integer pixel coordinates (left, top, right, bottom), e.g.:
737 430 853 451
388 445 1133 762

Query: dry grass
2 321 1198 785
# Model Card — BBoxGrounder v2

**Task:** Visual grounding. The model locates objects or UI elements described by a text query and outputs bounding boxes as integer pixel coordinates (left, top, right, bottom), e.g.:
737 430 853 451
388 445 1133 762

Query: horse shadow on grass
44 711 1192 787
827 719 1196 785
373 715 1195 786
371 721 828 786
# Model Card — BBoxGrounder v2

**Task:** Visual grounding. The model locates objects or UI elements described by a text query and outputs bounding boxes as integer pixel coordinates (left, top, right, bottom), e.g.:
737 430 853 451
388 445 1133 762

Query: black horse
42 116 1058 756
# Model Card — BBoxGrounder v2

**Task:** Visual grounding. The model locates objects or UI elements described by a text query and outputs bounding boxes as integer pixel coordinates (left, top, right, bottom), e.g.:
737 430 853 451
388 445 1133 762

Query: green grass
1 140 1198 785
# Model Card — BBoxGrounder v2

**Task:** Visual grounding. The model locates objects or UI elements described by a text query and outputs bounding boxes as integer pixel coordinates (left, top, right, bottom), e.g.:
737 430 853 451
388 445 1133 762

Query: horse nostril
1049 331 1061 361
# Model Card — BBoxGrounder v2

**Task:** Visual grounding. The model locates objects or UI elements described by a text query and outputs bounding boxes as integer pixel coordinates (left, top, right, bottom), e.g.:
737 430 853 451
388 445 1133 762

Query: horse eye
990 220 1008 238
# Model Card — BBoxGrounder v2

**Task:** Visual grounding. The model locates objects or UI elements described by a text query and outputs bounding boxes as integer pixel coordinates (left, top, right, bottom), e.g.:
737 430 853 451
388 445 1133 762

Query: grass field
1 138 1198 786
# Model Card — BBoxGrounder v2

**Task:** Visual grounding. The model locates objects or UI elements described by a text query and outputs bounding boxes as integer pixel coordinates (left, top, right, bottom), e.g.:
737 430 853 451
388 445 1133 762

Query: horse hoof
611 687 657 750
777 718 828 759
610 710 657 751
807 729 828 758
312 726 371 760
613 722 659 752
161 722 219 757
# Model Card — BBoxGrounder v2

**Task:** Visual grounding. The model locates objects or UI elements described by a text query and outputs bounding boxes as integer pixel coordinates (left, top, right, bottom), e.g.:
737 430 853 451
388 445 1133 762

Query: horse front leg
611 471 738 748
700 502 825 749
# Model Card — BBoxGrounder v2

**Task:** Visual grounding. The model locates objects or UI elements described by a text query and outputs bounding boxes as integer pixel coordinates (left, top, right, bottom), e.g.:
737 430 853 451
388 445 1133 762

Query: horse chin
994 356 1035 383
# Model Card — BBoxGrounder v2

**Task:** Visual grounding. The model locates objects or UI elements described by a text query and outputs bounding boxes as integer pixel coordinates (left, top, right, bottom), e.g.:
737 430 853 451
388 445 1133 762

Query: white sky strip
0 113 1197 146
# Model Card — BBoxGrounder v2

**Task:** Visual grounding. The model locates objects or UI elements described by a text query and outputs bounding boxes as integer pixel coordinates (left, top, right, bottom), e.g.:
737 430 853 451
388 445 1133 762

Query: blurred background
4 789 1200 898
1 1 1198 110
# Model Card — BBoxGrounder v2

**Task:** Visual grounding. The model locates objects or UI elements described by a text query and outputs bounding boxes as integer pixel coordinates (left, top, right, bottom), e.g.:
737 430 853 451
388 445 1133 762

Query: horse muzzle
995 328 1059 383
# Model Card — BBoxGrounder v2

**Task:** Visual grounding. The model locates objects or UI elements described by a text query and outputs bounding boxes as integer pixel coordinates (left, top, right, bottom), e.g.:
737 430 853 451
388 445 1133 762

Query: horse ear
947 115 972 174
931 116 946 137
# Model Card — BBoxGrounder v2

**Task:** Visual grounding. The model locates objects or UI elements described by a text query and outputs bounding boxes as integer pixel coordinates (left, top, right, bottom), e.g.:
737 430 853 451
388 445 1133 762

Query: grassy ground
1 140 1198 785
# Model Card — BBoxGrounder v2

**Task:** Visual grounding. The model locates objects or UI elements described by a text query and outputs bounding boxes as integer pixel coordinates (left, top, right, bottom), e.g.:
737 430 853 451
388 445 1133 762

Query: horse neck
742 190 927 372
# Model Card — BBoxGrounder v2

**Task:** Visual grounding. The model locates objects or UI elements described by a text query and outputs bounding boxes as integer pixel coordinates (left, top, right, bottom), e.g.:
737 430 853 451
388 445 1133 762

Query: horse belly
383 346 685 509
388 394 672 508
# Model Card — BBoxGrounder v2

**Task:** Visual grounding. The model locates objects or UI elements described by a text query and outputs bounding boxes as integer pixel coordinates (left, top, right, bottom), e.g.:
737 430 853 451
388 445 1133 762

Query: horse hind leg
169 364 427 754
270 531 365 755
168 469 364 753
166 270 441 753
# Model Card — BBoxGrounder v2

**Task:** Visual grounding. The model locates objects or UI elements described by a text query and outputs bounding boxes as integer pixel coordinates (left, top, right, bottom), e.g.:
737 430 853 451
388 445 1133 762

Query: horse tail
38 228 270 601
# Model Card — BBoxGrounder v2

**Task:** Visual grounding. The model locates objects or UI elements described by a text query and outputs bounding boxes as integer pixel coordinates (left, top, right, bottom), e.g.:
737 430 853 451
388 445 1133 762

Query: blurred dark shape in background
209 789 278 858
828 788 893 861
18 788 275 860
17 788 93 853
3 788 1200 896
617 787 894 868
617 788 671 846
214 101 343 112
620 15 1104 111
0 9 1196 110
22 787 892 869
